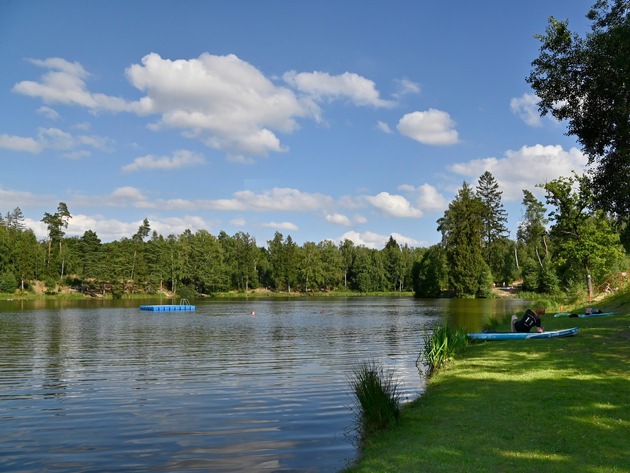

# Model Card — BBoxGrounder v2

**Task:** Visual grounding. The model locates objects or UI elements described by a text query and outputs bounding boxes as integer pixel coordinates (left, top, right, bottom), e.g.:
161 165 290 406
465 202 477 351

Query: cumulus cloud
510 93 542 127
37 106 60 120
449 144 588 201
338 230 420 249
365 192 423 217
325 212 351 226
262 221 299 231
399 183 448 212
13 57 130 111
397 109 459 145
122 149 205 173
75 186 333 214
0 185 52 208
0 127 112 156
376 121 392 134
126 52 313 157
53 213 211 242
14 54 399 161
218 188 333 212
283 70 394 108
392 78 421 98
0 134 42 153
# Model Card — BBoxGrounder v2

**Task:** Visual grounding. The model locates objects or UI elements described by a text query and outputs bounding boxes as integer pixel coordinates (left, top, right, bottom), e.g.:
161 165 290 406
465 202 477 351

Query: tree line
1 170 627 299
414 172 628 298
0 207 423 297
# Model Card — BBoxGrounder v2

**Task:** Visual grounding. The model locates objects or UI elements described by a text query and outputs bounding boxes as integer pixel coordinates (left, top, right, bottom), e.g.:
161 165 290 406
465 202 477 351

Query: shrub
0 271 17 293
349 360 401 437
420 324 469 377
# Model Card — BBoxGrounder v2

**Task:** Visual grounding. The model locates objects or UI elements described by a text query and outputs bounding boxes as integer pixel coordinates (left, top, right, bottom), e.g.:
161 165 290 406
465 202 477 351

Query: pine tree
438 182 489 297
476 171 508 249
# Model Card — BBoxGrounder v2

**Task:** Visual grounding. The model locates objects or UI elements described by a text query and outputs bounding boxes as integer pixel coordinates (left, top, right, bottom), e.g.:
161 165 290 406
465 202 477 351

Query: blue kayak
467 327 579 341
554 312 615 318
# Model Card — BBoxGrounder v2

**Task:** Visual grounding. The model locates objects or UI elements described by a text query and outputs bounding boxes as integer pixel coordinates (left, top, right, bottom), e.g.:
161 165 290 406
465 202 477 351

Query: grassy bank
343 298 630 472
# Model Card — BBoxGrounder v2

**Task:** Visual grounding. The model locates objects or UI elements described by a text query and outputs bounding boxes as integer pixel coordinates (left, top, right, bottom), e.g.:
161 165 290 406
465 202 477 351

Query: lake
0 297 526 472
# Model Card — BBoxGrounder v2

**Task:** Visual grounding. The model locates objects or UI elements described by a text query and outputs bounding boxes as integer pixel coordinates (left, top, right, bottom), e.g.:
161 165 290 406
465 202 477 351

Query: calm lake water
0 297 526 472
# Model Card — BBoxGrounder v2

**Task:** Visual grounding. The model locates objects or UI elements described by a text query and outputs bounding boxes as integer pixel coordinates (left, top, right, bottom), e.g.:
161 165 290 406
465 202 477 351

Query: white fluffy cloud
365 192 423 218
325 212 352 226
397 109 459 145
13 54 403 161
74 186 333 213
122 149 205 173
0 127 113 156
14 58 130 111
510 93 542 126
262 221 299 231
126 53 313 158
338 230 420 249
399 183 448 212
283 70 394 108
449 144 588 201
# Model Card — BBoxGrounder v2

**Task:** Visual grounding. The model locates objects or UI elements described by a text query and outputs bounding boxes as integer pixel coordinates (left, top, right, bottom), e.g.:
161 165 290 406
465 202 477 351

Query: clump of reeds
349 360 401 437
419 324 469 377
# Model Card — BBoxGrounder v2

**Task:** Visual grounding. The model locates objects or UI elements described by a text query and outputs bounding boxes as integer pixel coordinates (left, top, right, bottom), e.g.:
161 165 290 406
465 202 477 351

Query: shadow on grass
343 314 629 473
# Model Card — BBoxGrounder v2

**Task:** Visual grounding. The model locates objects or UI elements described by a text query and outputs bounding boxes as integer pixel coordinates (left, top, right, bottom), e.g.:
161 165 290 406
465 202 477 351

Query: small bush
349 360 401 437
0 271 17 293
420 324 469 377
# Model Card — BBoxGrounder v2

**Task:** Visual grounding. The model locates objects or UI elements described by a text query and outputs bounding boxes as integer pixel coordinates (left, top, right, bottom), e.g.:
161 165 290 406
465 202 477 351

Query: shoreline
341 295 630 472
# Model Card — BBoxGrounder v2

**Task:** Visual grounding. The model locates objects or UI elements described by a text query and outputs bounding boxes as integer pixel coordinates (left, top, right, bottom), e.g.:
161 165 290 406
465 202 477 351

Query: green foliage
412 245 447 298
527 1 630 217
420 324 469 377
349 360 401 437
0 271 17 293
44 278 57 295
438 182 489 297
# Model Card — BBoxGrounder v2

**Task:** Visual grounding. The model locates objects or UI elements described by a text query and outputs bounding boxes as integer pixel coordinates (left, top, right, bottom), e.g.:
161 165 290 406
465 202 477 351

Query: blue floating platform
139 304 196 312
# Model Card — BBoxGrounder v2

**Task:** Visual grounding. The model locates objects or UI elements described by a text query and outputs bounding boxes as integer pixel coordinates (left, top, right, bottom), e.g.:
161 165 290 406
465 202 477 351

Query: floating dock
139 304 196 311
139 299 195 312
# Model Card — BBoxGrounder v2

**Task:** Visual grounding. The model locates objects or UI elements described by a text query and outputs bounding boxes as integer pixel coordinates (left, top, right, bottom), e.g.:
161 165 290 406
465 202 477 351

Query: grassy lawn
342 304 630 473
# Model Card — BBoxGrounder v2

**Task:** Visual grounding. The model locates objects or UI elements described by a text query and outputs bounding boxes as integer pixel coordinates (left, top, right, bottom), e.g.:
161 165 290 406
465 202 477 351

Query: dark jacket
514 309 542 333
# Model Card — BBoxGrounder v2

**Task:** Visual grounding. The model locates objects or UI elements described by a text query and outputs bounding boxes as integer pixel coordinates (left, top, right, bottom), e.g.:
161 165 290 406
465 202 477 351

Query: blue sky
0 1 593 249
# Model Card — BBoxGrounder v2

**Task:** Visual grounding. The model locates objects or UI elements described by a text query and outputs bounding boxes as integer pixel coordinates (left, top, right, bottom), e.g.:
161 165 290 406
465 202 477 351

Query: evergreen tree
476 171 509 249
412 245 446 298
438 182 489 297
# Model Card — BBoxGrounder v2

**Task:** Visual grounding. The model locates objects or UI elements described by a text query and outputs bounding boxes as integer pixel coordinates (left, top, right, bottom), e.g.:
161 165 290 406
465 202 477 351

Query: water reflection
0 297 526 472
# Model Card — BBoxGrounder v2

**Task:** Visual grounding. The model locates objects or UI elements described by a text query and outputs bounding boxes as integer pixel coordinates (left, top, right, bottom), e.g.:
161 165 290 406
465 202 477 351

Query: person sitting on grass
511 307 545 333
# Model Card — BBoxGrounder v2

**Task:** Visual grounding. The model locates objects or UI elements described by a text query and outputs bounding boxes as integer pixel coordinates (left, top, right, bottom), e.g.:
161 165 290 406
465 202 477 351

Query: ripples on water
0 297 509 472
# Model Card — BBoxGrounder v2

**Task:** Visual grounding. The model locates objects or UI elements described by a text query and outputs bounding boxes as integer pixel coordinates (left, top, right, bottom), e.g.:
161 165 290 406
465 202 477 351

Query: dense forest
1 171 627 300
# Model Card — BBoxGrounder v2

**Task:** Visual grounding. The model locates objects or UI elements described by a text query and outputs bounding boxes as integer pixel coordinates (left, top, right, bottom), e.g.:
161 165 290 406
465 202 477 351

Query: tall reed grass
348 360 401 437
419 324 469 377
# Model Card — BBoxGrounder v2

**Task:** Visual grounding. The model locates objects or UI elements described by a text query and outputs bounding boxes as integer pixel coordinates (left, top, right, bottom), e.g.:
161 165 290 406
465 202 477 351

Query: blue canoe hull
467 327 579 341
554 312 615 318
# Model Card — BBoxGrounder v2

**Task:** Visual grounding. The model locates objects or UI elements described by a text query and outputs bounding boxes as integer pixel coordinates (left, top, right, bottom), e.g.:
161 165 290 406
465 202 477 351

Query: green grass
342 308 630 473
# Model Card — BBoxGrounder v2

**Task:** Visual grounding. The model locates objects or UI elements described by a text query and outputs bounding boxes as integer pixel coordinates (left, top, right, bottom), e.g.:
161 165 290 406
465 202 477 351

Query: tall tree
543 174 626 293
383 236 404 291
438 182 490 297
517 189 549 269
41 202 72 277
527 0 630 217
233 232 259 292
318 240 343 291
412 245 446 298
476 171 509 250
